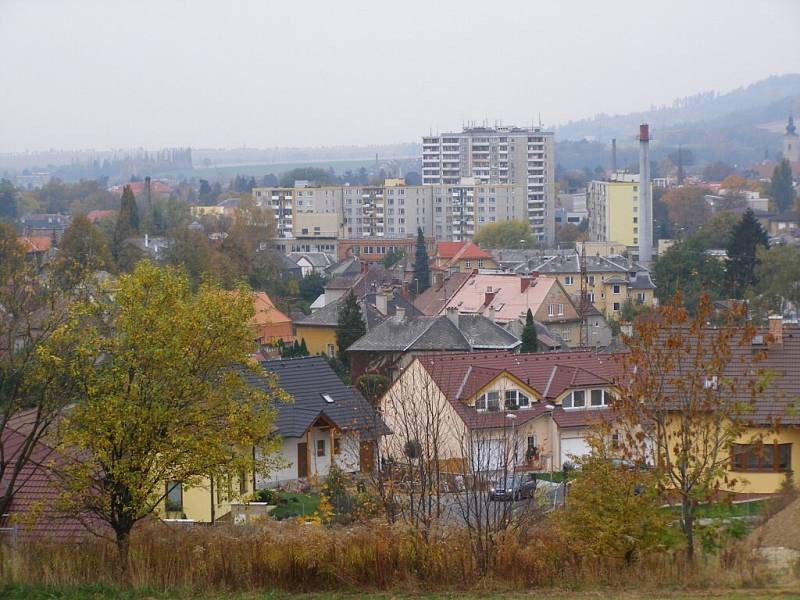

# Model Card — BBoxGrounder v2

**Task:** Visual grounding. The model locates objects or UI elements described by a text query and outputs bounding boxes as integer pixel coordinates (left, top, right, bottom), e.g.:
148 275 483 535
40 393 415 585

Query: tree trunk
115 528 131 582
681 495 694 560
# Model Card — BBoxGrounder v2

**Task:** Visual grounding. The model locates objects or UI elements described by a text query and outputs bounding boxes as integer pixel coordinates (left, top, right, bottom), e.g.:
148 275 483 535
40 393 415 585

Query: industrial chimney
611 138 617 174
638 124 653 265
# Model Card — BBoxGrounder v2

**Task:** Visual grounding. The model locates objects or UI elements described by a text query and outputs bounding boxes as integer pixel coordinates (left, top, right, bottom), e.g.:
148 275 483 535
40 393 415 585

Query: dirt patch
748 497 800 550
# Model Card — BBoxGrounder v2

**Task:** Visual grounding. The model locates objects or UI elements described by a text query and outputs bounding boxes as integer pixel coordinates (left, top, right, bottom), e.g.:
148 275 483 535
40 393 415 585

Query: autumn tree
696 211 740 249
413 227 430 294
726 208 769 298
662 187 711 235
220 196 276 278
770 159 796 214
355 372 390 406
0 179 17 220
473 219 536 249
49 262 284 574
614 293 766 558
335 290 366 370
519 309 539 353
551 453 666 563
0 225 82 518
53 214 114 289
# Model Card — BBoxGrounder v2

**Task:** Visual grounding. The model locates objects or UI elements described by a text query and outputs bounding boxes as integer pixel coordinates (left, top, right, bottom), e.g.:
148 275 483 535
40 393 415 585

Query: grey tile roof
294 296 385 330
504 319 564 349
347 313 519 352
288 252 336 268
249 356 388 438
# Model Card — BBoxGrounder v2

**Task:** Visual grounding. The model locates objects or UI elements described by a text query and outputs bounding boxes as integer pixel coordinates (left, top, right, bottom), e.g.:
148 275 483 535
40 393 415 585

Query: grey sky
1 0 799 152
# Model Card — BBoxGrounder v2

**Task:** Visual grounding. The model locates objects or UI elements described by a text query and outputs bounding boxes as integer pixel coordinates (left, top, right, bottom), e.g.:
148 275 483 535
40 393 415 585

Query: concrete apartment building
421 125 556 245
252 179 526 243
587 173 653 250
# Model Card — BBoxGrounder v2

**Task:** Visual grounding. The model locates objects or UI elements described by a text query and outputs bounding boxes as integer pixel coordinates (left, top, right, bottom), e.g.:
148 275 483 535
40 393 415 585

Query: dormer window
476 391 500 412
563 390 586 409
505 389 530 409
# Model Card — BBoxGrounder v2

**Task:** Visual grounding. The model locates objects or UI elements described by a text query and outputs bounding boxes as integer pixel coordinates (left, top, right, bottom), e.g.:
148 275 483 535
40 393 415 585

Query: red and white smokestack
638 124 653 265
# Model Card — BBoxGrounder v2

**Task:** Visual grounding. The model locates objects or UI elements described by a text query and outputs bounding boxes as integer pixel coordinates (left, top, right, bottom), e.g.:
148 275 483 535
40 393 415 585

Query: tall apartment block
252 179 526 244
587 173 653 250
421 126 556 245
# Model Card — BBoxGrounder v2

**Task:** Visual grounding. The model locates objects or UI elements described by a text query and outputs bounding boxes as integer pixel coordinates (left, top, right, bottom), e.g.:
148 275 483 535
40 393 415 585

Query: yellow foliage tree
47 261 286 575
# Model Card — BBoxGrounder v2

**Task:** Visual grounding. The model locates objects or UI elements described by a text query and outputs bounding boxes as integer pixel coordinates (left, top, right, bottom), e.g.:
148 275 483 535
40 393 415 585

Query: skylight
321 393 334 403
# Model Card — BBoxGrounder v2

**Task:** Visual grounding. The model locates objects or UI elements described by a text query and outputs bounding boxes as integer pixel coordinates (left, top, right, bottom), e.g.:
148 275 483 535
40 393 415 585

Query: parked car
489 472 537 501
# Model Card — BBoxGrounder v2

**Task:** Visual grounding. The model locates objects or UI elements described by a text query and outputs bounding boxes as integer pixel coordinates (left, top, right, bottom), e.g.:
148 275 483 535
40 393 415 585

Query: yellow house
434 241 497 274
293 294 385 357
533 252 657 316
158 470 255 523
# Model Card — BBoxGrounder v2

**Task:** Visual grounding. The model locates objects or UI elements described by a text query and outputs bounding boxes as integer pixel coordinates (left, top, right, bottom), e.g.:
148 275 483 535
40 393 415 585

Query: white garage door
471 439 506 472
560 436 590 467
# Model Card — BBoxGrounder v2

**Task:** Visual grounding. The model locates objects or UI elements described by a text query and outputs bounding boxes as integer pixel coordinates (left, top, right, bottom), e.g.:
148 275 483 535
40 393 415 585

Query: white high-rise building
421 125 556 245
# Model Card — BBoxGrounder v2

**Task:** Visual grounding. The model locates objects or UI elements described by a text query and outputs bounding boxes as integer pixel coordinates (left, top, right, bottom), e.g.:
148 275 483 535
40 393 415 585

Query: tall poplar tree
519 308 539 353
413 227 430 294
770 159 796 214
335 290 366 369
113 185 140 259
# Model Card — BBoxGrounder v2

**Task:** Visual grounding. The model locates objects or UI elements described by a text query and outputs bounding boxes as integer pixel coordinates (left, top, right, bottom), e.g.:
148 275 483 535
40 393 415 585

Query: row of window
562 389 610 409
475 389 531 412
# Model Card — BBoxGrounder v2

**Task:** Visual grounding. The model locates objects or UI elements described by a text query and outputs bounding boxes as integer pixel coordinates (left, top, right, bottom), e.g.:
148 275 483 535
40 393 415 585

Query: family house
252 356 388 484
434 241 497 274
379 351 620 474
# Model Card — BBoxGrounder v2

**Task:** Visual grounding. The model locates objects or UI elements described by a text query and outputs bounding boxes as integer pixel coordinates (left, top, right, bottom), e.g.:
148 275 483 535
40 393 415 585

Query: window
317 439 326 457
588 275 595 285
703 376 718 390
587 292 595 303
478 259 485 268
613 284 621 294
505 389 530 409
563 390 585 409
321 393 334 403
527 435 538 452
477 391 500 411
464 260 472 268
637 292 645 304
558 303 564 316
564 276 574 285
591 389 607 407
327 344 335 357
732 443 791 472
613 302 621 311
333 437 341 455
165 481 183 512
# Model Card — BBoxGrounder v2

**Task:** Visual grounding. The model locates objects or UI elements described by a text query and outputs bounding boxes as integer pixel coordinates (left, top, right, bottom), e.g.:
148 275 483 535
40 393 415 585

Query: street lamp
506 413 518 473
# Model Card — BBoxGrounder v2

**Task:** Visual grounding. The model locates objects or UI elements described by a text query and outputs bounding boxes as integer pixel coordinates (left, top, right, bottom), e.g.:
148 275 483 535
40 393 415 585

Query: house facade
434 241 497 273
379 351 621 475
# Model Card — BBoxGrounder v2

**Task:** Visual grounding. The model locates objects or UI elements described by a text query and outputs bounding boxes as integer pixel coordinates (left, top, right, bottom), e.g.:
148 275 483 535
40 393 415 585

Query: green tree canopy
413 227 430 294
49 261 284 573
0 179 17 221
335 290 366 369
53 214 113 289
770 159 796 214
653 237 726 312
696 211 741 249
519 308 539 353
752 244 800 318
726 208 769 298
473 219 536 249
299 272 327 303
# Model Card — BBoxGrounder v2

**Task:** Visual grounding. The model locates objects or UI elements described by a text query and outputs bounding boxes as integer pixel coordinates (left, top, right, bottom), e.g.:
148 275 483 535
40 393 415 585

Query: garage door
471 439 506 472
560 436 590 467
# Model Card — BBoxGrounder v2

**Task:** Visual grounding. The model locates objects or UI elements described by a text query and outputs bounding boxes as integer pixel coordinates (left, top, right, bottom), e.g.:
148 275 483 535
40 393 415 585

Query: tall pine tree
726 208 769 298
413 227 430 294
771 159 796 214
335 290 366 369
113 185 140 259
519 308 539 353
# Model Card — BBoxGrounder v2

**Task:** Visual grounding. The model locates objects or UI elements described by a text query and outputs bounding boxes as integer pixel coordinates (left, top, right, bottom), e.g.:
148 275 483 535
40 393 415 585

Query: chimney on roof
488 305 496 323
484 290 496 306
769 315 784 346
396 306 406 320
375 292 388 315
360 260 369 273
520 276 531 294
446 306 459 326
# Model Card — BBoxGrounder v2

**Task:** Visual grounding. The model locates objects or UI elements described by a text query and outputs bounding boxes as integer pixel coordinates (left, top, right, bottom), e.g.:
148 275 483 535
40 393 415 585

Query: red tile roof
437 241 492 261
20 235 52 253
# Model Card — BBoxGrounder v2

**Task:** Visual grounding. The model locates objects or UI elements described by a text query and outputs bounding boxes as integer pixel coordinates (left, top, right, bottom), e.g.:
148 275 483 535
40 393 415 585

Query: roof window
321 393 334 403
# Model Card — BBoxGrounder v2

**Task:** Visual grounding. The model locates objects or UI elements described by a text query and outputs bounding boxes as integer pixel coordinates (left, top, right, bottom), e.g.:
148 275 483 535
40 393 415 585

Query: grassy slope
4 585 800 599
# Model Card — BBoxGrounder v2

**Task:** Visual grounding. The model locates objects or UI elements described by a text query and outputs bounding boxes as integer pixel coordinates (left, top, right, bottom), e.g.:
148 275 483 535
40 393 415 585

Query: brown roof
437 241 493 260
414 350 621 431
413 271 471 315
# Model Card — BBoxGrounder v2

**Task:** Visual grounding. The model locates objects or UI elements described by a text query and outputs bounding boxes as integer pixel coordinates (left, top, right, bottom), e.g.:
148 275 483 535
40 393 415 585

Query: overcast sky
1 0 799 152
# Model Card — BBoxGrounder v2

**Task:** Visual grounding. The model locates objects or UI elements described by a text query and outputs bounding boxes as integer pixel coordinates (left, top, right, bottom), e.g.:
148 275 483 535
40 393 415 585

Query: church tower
784 115 799 163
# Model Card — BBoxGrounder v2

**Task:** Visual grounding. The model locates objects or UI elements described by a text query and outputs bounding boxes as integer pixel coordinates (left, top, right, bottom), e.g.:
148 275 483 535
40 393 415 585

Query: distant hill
554 74 800 171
